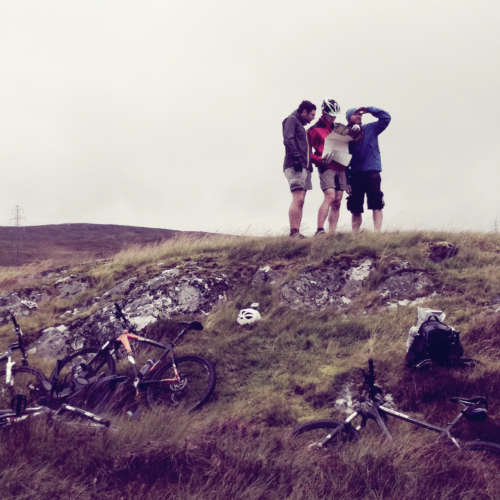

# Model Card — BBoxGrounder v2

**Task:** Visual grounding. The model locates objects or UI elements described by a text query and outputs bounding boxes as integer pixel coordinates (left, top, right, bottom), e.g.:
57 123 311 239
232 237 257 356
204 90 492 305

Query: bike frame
0 402 110 428
114 331 183 388
319 360 482 450
71 303 203 399
0 313 30 386
0 315 111 427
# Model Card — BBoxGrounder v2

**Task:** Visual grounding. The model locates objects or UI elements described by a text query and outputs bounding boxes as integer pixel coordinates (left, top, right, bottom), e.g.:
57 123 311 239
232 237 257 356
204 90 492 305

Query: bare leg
289 190 306 232
327 191 343 233
317 189 335 230
352 213 362 233
372 209 383 232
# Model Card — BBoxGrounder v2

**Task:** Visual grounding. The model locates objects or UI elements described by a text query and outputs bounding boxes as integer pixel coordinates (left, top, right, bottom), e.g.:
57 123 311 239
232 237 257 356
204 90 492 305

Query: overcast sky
1 1 499 235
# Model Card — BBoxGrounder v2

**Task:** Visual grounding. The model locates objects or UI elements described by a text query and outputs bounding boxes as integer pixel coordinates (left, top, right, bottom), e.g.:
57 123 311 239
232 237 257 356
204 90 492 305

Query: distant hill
0 223 215 266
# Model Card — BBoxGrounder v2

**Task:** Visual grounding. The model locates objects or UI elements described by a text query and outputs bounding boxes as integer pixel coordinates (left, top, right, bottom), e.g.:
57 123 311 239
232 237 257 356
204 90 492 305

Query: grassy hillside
0 231 499 499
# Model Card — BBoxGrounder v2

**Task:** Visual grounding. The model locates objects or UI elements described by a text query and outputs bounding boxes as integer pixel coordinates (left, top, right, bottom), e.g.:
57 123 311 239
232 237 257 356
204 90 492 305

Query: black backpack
406 315 464 367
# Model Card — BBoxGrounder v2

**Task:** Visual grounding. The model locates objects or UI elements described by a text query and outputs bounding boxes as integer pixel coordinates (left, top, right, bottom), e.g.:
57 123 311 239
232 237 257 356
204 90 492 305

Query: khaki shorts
284 167 312 192
319 167 348 192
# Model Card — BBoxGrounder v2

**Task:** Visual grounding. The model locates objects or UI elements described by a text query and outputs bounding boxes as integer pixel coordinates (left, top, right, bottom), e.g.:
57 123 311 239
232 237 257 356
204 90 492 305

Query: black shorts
347 171 385 214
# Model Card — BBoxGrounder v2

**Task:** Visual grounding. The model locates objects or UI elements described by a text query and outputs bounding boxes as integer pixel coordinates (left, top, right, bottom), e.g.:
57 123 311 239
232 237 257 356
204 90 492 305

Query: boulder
428 241 459 262
28 325 78 359
280 258 374 310
378 270 434 300
56 264 231 350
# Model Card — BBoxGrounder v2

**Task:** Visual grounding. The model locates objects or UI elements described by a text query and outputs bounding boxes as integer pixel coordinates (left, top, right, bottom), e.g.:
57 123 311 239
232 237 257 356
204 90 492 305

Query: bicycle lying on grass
52 303 216 413
0 313 110 429
292 359 500 456
0 394 110 429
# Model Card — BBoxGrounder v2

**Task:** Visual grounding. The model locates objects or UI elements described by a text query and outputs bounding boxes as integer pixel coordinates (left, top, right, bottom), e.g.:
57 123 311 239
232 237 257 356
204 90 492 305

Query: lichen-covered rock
340 259 374 298
0 290 48 323
54 276 89 297
251 265 283 287
28 324 79 358
280 258 374 310
378 270 434 300
49 264 231 352
101 277 138 299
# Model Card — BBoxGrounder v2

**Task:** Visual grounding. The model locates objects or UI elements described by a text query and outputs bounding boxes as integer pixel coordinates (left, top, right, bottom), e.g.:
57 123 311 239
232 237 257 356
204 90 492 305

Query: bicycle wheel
292 419 359 451
84 374 136 414
53 348 116 398
145 354 216 412
463 440 500 456
0 366 51 408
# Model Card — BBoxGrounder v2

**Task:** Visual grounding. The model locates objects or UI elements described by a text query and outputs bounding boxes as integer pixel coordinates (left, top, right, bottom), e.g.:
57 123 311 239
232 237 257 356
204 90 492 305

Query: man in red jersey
308 99 360 234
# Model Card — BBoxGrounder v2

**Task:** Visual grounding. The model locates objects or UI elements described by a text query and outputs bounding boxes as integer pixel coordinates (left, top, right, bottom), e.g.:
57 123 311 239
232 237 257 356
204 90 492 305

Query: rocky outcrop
54 276 89 297
0 290 49 322
253 257 435 311
27 264 231 357
378 270 434 300
279 258 375 310
5 253 439 359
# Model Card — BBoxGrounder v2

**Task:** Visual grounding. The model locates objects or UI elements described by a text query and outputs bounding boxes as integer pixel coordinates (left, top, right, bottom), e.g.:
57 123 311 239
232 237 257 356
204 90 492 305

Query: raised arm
365 106 391 134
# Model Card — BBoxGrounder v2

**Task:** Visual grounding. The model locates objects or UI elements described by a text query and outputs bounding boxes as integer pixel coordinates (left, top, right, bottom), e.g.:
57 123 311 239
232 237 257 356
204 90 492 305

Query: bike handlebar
8 311 28 365
114 302 125 320
9 312 19 330
114 303 203 340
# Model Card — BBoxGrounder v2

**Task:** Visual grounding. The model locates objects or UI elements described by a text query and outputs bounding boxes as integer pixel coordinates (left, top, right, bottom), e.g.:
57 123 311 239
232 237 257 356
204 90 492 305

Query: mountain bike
0 313 111 429
52 303 216 413
292 359 500 456
0 394 110 429
0 312 54 408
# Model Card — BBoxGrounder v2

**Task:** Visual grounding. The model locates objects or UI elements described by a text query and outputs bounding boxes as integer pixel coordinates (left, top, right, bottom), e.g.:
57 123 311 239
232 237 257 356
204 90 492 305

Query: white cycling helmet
237 306 262 325
322 98 341 117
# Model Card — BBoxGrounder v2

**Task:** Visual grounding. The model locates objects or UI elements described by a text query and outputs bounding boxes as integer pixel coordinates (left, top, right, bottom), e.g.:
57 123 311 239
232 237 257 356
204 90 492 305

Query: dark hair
297 100 316 114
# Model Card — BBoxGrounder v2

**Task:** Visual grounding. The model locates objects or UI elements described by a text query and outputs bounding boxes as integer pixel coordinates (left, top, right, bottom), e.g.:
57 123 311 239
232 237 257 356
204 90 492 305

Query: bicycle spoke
146 355 216 412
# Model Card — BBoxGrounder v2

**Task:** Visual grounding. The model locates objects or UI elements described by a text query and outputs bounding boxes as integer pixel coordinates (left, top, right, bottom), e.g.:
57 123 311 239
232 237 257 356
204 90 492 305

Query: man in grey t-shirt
282 100 316 237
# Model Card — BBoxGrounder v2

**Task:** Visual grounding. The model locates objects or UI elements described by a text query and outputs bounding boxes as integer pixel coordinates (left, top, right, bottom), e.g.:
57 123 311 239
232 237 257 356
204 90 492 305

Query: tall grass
0 231 499 498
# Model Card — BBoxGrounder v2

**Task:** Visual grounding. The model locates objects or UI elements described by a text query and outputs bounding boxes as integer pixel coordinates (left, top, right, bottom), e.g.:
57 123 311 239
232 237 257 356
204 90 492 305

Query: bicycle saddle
450 396 488 407
451 396 488 421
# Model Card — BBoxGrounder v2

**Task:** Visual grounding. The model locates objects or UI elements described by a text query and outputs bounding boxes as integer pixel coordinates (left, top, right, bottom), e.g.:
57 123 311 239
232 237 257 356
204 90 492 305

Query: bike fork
5 357 15 386
317 412 359 448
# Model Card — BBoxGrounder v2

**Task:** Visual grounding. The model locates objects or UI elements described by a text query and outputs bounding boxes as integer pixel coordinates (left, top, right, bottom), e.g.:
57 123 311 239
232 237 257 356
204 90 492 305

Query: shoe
290 230 306 239
314 228 326 237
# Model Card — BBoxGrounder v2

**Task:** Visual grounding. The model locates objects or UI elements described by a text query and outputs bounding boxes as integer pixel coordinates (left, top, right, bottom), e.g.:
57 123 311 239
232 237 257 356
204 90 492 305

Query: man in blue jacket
282 100 316 237
346 106 391 232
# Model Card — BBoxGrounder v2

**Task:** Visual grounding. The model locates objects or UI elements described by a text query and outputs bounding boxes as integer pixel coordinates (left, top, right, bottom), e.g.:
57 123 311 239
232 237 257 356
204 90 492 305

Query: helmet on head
322 99 341 117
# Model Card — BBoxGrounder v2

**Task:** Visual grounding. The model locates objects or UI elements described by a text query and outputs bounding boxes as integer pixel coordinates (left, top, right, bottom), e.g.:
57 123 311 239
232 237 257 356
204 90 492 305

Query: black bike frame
320 360 478 450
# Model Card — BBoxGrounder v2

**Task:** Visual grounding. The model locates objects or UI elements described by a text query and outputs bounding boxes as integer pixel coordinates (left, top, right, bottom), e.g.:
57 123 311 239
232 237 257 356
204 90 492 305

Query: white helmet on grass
237 302 261 325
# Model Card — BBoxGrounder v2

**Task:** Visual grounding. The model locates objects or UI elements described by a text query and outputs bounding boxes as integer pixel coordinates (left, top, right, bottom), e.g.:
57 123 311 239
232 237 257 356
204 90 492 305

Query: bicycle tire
292 419 359 450
145 354 216 412
462 440 500 456
52 348 116 398
84 374 134 414
0 366 51 408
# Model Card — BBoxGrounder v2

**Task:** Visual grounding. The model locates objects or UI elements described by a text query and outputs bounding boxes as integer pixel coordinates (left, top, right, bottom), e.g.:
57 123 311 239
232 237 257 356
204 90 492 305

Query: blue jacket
347 107 391 172
282 110 311 171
